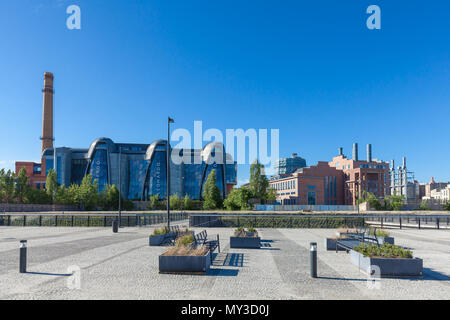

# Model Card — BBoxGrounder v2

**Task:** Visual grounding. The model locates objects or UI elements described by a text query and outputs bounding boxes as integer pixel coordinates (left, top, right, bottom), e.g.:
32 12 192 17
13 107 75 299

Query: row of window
272 180 297 191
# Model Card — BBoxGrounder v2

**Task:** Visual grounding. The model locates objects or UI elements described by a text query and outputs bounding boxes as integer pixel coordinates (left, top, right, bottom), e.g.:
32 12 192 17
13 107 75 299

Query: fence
0 212 188 228
254 204 356 212
190 213 450 230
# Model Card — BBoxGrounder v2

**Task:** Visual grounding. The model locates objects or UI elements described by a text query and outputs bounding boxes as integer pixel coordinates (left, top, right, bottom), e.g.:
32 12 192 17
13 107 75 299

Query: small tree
77 174 100 210
0 169 16 203
15 168 30 203
203 169 222 210
249 160 269 202
45 169 58 203
148 194 160 210
183 194 193 210
224 187 252 211
444 201 450 211
387 195 405 211
419 200 431 211
170 194 182 210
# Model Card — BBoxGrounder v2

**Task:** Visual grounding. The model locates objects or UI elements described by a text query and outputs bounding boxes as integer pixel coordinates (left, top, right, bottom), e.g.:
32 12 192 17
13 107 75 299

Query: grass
152 227 171 236
354 243 412 259
163 234 208 256
234 227 258 237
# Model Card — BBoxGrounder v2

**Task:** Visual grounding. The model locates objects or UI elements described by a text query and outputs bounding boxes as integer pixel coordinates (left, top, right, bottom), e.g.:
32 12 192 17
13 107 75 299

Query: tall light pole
118 146 122 227
167 117 174 229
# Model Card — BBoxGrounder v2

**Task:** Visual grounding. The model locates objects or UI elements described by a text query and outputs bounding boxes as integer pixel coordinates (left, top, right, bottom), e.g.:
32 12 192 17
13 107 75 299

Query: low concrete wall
159 252 211 273
230 236 261 248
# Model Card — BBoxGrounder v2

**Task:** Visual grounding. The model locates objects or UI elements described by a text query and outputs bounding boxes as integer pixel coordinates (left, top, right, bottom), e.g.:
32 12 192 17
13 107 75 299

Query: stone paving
0 223 449 299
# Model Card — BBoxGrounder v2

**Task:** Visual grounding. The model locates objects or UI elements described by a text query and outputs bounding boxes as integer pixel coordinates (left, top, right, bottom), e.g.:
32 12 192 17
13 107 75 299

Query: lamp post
356 180 360 215
167 117 174 229
118 146 122 227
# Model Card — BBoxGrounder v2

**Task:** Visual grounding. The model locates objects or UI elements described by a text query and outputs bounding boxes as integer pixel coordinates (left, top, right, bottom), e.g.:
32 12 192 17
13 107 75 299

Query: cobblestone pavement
1 224 449 299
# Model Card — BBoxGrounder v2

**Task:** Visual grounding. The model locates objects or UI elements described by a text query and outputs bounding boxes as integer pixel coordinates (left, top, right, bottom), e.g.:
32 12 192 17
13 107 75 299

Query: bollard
310 242 317 278
112 219 119 233
19 240 27 273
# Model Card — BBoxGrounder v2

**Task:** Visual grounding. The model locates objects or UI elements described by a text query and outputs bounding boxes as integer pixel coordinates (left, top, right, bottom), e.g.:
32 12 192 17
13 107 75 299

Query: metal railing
0 212 188 228
189 213 450 230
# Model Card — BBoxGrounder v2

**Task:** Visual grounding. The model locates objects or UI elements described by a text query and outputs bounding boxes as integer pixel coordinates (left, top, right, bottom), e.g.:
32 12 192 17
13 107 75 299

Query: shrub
175 234 194 247
153 227 170 236
445 201 450 211
419 200 431 211
354 243 412 259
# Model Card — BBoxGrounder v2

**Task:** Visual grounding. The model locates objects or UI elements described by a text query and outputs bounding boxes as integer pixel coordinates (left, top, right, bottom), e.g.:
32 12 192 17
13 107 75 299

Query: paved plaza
1 223 449 299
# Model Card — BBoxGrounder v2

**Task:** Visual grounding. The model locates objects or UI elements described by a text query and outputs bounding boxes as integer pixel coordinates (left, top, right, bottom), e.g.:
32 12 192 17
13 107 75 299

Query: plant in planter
149 227 176 246
230 227 261 248
366 229 395 245
159 234 211 274
324 233 350 251
350 243 422 277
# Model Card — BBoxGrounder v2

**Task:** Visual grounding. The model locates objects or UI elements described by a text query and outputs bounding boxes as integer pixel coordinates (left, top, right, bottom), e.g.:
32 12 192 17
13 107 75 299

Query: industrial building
15 73 237 200
329 143 390 205
273 153 307 176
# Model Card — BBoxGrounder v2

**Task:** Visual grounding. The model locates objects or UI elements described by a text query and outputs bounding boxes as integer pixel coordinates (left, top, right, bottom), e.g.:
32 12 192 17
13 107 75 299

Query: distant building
15 72 237 200
329 143 390 205
269 162 344 205
273 153 306 176
40 139 236 200
424 177 450 198
423 184 450 202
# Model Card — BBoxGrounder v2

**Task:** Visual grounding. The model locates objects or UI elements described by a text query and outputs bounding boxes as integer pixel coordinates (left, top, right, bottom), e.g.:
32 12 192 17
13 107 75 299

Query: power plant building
16 73 237 201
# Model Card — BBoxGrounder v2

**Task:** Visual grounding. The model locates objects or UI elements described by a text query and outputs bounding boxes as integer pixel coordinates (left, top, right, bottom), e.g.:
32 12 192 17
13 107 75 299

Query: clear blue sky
0 0 449 185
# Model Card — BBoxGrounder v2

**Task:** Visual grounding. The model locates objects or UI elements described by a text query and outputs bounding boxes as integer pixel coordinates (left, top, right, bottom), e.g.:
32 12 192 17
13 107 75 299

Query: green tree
202 169 222 209
15 168 30 203
25 188 52 204
387 195 405 211
45 169 58 202
223 187 252 210
418 200 431 211
77 174 100 210
100 184 120 210
444 201 450 211
249 160 269 203
266 188 277 204
170 194 182 210
147 194 161 210
0 169 16 203
183 194 193 210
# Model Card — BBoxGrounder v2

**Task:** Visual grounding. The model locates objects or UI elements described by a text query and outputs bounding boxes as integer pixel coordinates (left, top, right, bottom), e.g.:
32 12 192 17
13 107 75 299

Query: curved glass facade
89 149 108 192
48 138 237 200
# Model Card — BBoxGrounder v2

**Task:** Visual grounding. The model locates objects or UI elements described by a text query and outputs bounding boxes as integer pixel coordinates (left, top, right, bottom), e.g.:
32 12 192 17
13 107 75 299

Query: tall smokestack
41 72 54 154
402 157 406 169
367 144 372 162
352 143 358 161
338 147 343 156
391 159 395 171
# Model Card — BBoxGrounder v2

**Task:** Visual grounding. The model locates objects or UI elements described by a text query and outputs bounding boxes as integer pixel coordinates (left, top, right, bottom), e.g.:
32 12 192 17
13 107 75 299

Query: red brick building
269 162 344 205
329 144 389 205
15 162 46 190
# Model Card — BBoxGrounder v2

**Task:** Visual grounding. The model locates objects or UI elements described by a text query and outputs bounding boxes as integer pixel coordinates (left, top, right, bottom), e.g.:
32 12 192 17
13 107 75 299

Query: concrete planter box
324 238 346 251
149 232 177 246
230 236 261 249
350 250 423 278
159 252 211 274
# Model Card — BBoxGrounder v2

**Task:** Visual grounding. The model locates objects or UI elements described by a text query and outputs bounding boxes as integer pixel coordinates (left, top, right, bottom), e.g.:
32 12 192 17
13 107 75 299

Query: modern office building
40 139 236 200
273 153 306 176
269 162 344 205
15 73 237 200
329 143 390 205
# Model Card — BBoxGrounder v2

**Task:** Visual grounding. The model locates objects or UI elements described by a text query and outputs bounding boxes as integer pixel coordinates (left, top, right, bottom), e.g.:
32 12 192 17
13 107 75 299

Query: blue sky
0 0 449 185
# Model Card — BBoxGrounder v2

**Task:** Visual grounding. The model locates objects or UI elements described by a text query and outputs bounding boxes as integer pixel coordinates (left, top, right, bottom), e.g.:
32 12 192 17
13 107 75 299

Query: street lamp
118 146 122 227
167 117 174 229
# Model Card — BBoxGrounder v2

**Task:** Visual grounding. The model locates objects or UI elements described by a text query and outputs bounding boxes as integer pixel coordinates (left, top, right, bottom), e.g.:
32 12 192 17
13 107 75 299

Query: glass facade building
41 138 237 201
